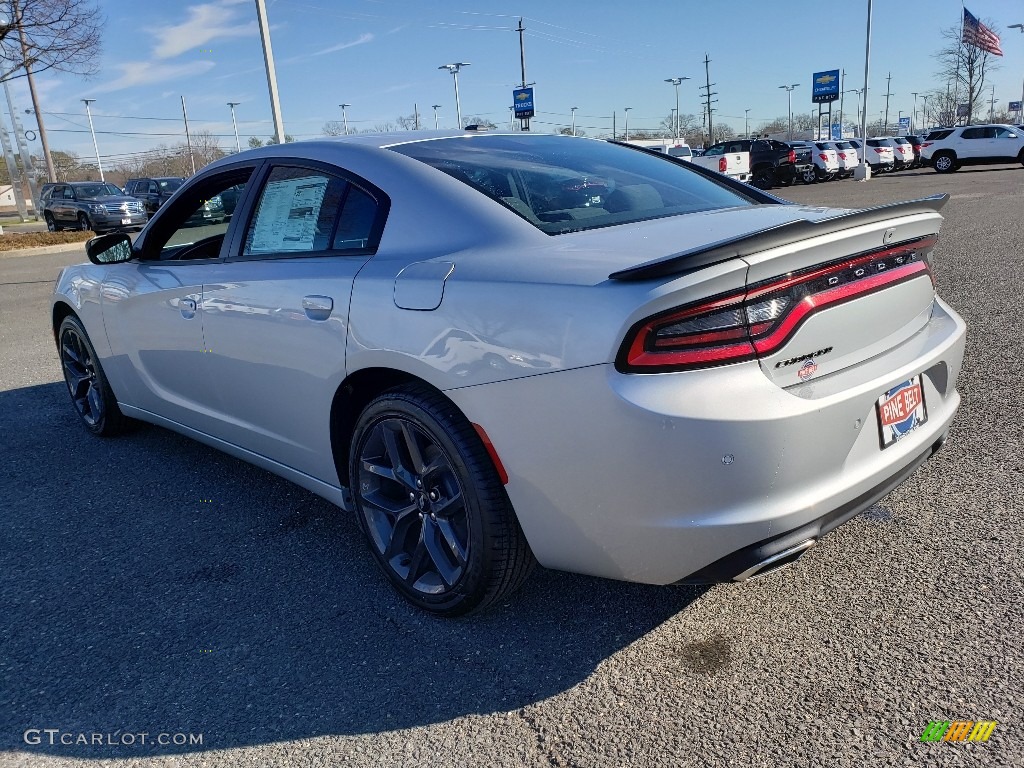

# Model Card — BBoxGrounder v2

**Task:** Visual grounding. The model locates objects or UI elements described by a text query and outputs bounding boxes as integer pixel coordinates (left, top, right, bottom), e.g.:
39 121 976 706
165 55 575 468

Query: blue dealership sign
1010 101 1022 112
898 116 911 132
812 69 840 103
831 123 842 140
513 87 535 119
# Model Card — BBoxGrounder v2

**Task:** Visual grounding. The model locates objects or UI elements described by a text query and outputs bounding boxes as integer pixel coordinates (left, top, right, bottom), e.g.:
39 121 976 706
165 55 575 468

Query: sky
8 0 1024 167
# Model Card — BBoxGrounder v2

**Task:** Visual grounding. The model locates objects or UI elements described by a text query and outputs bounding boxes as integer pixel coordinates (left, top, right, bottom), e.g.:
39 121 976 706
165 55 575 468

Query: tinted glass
814 143 830 150
159 179 183 192
391 136 753 235
332 185 378 250
835 142 852 149
961 128 985 139
892 137 910 145
994 127 1017 138
75 184 122 198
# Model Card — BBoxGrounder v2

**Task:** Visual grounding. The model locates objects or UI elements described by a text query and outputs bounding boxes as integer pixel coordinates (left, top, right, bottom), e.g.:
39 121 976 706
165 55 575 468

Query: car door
958 127 986 159
991 126 1019 160
56 186 75 225
98 164 259 432
197 161 388 482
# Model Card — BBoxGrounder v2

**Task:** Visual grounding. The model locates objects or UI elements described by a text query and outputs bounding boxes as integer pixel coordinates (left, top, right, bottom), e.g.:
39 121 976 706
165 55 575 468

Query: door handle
302 295 333 321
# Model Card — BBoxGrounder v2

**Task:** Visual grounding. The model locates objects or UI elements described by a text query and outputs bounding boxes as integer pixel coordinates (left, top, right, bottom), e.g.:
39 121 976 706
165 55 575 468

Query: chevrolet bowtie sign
513 87 535 119
812 69 840 103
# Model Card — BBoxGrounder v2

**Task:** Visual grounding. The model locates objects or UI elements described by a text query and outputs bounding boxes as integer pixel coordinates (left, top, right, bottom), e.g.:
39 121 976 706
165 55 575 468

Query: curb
0 241 88 259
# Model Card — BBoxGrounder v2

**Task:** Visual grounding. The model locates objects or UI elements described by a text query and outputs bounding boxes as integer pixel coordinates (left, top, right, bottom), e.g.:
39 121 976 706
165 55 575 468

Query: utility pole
699 53 717 140
516 17 530 131
13 0 55 182
882 71 893 135
989 84 996 122
181 96 196 176
255 0 286 145
414 102 420 130
744 108 750 138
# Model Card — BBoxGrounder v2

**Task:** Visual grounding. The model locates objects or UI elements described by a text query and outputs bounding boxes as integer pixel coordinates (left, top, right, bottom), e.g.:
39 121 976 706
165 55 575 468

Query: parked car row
38 175 247 234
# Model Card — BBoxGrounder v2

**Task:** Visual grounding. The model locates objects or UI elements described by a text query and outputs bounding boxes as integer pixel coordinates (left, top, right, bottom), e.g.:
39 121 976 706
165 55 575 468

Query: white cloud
151 3 259 60
280 32 374 64
87 61 217 95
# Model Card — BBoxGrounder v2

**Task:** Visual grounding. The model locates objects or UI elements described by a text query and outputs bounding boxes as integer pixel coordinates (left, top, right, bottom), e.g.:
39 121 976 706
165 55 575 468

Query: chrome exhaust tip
733 539 816 582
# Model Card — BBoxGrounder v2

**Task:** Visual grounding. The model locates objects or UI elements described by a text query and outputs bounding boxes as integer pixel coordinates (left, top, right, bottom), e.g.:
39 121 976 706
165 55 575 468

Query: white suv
789 140 839 182
920 124 1024 173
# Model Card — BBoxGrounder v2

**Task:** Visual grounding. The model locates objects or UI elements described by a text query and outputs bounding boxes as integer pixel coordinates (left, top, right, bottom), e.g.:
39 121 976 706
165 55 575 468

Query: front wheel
933 153 957 173
58 315 130 436
44 212 58 232
349 385 535 616
77 213 92 231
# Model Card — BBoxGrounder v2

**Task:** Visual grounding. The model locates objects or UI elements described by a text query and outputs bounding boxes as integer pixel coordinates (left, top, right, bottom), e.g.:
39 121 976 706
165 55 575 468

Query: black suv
43 182 148 233
123 177 185 213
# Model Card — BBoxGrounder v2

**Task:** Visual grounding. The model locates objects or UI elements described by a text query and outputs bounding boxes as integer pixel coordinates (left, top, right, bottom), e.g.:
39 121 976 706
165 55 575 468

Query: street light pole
744 108 750 138
432 104 441 129
81 99 103 181
778 83 800 141
339 103 350 135
910 92 918 134
255 0 286 145
624 107 631 140
438 63 470 128
1011 24 1024 123
570 106 577 136
227 102 241 152
921 94 930 128
664 77 690 140
855 0 874 181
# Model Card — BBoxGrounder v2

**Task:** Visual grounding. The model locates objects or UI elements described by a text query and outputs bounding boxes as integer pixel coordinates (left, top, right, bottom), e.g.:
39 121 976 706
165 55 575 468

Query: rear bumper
447 297 966 585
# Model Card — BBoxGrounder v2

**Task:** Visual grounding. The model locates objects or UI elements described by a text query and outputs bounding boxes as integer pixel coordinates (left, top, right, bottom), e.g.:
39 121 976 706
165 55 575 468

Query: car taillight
616 236 937 373
920 142 932 150
838 152 847 159
818 154 829 162
788 149 796 164
719 157 727 173
874 148 884 153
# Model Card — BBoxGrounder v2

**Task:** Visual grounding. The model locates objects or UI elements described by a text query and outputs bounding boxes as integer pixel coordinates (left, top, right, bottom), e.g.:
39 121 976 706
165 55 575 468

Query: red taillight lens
788 149 796 164
838 152 847 159
719 156 728 173
920 142 932 150
617 237 937 373
818 154 829 161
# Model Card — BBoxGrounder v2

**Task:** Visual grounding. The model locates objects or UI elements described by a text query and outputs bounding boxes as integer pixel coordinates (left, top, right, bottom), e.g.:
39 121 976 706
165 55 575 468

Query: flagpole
955 3 964 124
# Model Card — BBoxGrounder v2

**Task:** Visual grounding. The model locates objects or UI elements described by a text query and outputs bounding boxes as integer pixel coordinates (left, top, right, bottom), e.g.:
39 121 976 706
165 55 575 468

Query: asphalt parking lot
1 165 1021 768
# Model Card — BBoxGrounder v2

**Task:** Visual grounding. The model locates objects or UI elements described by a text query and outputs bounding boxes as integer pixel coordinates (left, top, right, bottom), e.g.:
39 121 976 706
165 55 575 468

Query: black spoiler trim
608 193 949 282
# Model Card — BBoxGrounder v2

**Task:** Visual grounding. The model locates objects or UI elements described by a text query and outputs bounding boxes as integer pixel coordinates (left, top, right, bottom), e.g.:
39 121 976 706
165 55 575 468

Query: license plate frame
121 217 132 225
876 375 928 449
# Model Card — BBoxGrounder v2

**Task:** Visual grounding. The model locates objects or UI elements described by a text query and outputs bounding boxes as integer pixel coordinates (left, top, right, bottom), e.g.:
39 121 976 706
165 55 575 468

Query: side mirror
86 232 134 265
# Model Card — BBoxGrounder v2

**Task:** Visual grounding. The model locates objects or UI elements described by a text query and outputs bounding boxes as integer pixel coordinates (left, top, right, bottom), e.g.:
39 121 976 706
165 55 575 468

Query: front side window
242 166 380 256
152 169 254 261
993 127 1017 138
960 128 985 140
391 136 754 235
75 184 123 199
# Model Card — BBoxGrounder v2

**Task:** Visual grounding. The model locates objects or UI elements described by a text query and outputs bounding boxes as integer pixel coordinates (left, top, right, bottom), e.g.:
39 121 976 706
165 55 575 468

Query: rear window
390 135 754 235
834 141 852 149
892 137 911 145
814 143 830 150
667 146 692 157
159 179 183 192
867 139 889 147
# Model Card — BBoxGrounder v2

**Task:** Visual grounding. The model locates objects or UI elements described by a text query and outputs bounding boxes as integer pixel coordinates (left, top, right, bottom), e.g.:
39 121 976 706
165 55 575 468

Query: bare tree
322 120 346 136
756 117 789 135
659 111 698 138
50 149 79 181
0 0 103 81
186 129 225 170
933 21 1001 124
462 115 496 129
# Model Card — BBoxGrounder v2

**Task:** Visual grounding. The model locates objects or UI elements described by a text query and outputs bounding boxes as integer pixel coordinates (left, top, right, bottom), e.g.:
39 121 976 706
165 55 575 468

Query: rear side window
390 135 753 235
926 130 954 141
243 166 383 256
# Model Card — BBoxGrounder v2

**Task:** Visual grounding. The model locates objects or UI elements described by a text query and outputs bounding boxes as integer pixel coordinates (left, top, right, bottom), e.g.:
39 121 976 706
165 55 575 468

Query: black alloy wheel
77 213 92 231
44 213 57 232
751 166 774 190
350 385 534 616
58 315 129 436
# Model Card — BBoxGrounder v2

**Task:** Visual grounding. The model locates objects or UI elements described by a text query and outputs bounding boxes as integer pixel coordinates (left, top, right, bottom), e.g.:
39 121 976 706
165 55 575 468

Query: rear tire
57 315 130 436
933 152 957 173
349 384 535 616
751 166 774 189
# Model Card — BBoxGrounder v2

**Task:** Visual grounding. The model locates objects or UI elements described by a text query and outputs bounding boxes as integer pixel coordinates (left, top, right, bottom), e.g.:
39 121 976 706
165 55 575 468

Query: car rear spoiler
608 193 949 282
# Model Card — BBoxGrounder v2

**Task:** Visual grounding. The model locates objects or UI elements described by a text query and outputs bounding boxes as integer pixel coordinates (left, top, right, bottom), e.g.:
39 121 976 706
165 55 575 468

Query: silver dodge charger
52 132 966 615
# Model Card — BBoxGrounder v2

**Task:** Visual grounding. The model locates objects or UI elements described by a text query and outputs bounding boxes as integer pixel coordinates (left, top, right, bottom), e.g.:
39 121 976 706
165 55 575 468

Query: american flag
962 8 1003 56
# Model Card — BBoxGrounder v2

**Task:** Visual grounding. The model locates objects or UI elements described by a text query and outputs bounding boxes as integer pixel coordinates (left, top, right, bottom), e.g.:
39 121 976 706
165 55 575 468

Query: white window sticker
249 176 329 253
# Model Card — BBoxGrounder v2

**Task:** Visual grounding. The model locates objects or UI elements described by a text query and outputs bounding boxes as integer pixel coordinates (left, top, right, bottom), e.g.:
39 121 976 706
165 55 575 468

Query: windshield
75 184 123 199
390 135 754 235
159 179 183 191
